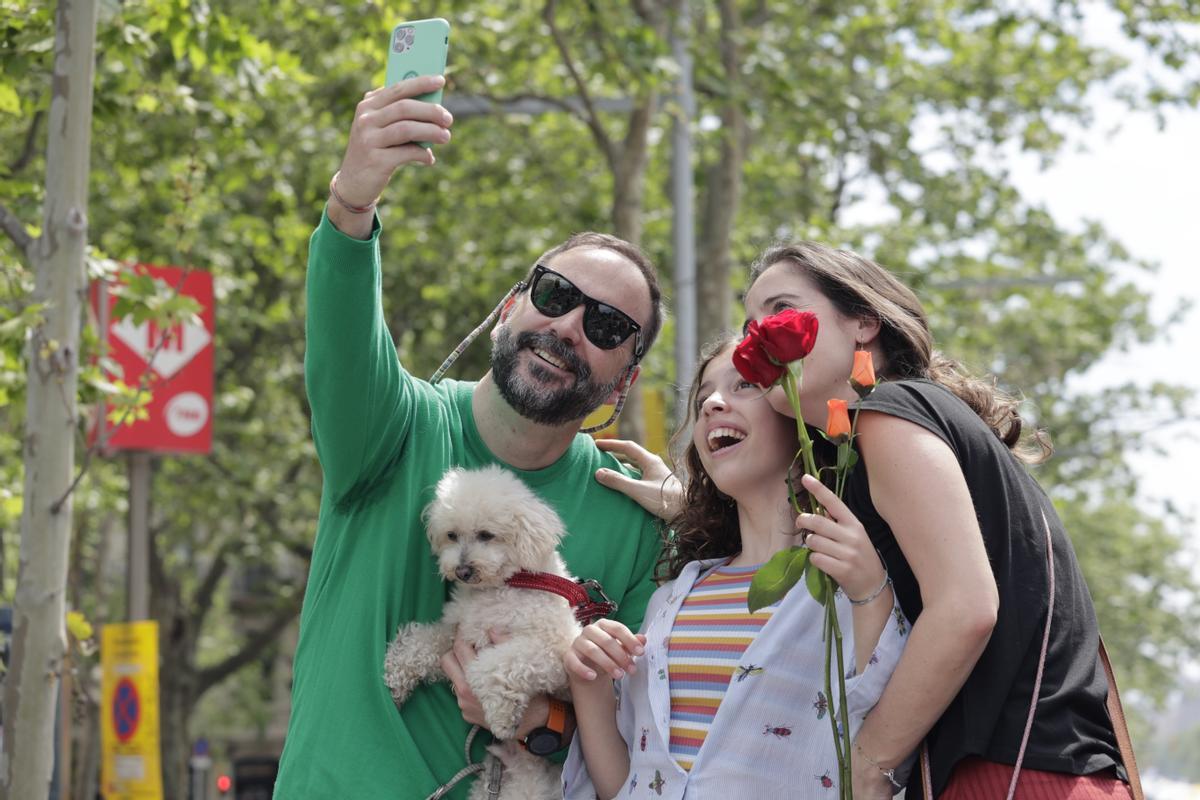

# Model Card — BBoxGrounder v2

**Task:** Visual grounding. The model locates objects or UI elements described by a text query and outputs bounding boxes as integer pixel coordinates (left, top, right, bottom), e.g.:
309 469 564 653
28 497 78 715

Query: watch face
525 729 562 756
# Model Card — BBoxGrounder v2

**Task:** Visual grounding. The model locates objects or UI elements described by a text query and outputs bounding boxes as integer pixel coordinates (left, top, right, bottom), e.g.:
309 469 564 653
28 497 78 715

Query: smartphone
385 17 451 103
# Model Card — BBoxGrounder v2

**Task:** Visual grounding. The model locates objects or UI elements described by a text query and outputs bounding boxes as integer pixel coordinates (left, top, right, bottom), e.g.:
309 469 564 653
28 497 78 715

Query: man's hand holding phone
327 75 454 239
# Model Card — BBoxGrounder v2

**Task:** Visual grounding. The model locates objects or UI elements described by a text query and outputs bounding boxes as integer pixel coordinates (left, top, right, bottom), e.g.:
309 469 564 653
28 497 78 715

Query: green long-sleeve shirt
273 211 662 799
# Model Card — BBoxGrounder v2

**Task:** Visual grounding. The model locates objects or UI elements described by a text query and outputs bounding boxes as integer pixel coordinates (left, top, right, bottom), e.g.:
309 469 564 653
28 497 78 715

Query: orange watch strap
545 697 568 734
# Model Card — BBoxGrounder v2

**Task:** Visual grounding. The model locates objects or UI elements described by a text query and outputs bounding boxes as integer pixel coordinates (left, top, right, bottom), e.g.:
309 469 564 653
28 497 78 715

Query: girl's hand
565 619 647 682
795 474 885 601
594 438 682 521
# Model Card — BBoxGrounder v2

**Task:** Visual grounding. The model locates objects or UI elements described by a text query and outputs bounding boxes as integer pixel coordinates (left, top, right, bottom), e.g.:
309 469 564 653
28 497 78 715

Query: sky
1005 12 1200 548
1011 104 1200 524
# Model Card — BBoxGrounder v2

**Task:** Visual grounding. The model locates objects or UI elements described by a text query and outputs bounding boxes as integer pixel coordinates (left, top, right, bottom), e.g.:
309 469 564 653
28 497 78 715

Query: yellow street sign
100 621 163 800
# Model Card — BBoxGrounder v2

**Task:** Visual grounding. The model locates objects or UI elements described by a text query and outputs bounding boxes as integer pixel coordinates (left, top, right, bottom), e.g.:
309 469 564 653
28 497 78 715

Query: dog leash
505 571 618 624
424 724 503 800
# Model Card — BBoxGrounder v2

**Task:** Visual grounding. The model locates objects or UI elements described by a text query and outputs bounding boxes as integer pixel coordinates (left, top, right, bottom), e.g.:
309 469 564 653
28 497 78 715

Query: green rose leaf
748 546 809 612
806 560 827 604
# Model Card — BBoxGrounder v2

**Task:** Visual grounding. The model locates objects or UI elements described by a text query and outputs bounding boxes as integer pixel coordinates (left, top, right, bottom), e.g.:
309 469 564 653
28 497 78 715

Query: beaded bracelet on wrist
328 170 378 215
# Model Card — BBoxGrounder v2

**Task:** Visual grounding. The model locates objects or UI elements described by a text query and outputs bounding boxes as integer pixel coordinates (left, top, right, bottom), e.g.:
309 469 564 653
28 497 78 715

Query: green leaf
0 83 20 114
747 547 809 613
805 561 827 605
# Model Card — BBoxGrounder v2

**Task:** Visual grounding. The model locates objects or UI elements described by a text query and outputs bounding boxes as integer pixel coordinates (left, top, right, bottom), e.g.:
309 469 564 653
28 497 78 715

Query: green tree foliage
3 0 1199 794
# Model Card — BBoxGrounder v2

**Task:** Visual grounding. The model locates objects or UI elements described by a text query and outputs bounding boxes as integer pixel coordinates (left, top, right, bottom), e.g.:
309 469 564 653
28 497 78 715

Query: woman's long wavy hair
748 242 1052 463
659 333 753 582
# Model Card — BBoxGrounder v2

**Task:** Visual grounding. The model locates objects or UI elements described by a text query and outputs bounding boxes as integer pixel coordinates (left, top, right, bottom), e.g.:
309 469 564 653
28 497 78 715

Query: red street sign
91 264 214 454
112 677 140 744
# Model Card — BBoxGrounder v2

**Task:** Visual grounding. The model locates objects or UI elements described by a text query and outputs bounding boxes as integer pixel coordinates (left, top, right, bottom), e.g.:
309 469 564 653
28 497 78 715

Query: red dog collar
504 572 617 625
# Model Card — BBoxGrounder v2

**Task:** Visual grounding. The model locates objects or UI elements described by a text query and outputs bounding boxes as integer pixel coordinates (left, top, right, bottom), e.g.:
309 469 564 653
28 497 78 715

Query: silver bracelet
848 571 891 606
854 742 903 790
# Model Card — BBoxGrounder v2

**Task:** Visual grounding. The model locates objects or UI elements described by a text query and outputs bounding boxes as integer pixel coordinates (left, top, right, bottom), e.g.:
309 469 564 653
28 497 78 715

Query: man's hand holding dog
441 629 561 740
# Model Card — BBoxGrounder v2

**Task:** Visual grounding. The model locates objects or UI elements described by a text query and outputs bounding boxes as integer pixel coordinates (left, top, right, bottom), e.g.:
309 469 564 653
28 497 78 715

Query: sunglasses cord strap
429 282 525 385
579 364 636 435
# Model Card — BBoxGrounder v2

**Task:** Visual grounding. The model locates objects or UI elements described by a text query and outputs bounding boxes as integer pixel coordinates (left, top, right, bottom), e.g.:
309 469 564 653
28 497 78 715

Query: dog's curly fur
383 466 580 800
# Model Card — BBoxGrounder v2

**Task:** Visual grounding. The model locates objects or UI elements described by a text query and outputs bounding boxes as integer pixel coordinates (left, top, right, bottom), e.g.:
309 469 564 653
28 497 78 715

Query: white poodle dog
384 465 582 800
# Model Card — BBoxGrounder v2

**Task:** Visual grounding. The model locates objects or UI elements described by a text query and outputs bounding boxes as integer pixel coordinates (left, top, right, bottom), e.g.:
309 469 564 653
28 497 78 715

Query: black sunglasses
525 265 645 358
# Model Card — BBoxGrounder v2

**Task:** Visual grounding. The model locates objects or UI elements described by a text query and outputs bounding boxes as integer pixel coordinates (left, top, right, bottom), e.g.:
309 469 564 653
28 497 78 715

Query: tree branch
543 0 617 169
746 0 772 28
828 152 849 223
280 538 313 563
191 542 231 622
629 0 664 29
0 201 34 258
7 109 45 175
194 595 304 696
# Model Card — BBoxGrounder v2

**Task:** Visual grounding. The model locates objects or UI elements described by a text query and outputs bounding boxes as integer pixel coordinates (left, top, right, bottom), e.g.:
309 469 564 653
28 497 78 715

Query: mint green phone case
385 17 450 103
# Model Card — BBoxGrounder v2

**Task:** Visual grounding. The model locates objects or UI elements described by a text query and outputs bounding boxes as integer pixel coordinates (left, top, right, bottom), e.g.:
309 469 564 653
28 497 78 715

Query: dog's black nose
454 565 477 583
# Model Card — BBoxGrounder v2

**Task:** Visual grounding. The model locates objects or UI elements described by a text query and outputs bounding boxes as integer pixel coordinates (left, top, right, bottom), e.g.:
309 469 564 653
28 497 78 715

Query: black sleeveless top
841 380 1122 796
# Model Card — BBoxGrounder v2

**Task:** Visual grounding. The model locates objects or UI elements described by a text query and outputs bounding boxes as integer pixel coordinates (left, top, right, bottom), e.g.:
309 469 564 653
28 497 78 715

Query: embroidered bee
649 770 665 795
813 691 828 720
869 650 879 666
628 773 637 794
894 606 908 636
816 771 834 789
762 723 793 738
735 664 764 682
640 727 648 751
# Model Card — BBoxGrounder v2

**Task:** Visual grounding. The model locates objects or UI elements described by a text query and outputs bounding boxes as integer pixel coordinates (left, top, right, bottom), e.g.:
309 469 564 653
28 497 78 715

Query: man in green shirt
273 75 666 799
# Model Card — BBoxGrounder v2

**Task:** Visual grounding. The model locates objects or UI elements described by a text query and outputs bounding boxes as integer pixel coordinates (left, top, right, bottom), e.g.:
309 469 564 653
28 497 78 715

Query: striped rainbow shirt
666 563 779 770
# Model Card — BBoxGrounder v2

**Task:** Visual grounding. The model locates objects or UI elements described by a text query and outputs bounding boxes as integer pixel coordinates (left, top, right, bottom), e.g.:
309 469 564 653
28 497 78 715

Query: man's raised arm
304 77 454 505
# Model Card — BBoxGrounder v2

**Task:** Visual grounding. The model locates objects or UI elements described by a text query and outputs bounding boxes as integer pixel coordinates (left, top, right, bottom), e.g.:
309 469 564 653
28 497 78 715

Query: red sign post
91 264 214 454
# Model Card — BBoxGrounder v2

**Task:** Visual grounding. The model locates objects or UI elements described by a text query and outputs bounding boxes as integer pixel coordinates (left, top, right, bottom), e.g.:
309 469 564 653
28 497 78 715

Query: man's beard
492 328 625 426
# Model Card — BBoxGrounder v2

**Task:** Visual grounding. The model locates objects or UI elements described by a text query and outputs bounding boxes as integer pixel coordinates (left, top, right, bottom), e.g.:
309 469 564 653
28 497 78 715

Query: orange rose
849 350 876 398
826 398 851 442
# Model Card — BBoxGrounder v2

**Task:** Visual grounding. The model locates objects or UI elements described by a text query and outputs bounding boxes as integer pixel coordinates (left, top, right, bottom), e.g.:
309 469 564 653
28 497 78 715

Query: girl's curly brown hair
658 333 772 581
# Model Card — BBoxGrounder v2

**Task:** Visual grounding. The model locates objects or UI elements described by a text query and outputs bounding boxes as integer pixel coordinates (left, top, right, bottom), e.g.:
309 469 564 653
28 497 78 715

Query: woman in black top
599 241 1130 798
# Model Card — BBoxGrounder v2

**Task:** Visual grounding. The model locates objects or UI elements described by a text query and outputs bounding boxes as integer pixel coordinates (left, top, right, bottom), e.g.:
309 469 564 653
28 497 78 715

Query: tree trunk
2 1 98 798
610 93 657 445
695 0 746 346
158 654 196 800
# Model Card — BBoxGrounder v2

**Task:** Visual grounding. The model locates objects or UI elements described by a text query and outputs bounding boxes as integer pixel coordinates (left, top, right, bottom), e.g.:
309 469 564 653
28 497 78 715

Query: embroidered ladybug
649 770 665 795
813 691 828 720
762 723 793 738
735 664 764 682
640 727 648 751
816 771 834 789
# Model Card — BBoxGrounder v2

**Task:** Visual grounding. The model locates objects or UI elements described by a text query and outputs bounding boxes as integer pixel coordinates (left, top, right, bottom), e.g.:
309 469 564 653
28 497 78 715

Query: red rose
733 320 785 386
756 310 819 363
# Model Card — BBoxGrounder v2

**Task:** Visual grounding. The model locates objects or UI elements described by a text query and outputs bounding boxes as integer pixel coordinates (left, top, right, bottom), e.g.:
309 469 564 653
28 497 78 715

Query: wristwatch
522 698 568 756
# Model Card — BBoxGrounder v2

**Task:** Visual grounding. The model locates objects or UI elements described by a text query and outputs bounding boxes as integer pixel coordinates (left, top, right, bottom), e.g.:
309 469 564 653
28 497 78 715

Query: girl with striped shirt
561 335 910 799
